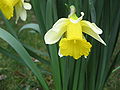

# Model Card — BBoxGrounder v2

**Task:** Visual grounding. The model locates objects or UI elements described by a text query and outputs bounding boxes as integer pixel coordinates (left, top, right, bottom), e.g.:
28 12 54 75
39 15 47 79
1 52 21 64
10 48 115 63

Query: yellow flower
0 0 31 23
0 0 17 19
44 5 106 59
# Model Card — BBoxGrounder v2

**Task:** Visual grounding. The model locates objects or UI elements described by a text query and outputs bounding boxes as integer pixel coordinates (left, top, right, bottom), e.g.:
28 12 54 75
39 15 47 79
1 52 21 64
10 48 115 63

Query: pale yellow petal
44 29 64 44
81 20 103 34
44 18 69 44
19 8 27 21
81 24 106 45
53 18 69 30
44 26 67 44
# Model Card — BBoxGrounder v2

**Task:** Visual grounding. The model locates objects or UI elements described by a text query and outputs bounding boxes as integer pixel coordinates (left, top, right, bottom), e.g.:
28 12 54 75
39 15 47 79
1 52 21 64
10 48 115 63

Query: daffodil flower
44 5 106 59
0 0 31 23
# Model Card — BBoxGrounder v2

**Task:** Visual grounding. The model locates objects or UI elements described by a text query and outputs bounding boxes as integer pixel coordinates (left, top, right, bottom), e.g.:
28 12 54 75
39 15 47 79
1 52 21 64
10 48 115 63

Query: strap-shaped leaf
0 11 18 38
0 28 49 90
19 23 41 33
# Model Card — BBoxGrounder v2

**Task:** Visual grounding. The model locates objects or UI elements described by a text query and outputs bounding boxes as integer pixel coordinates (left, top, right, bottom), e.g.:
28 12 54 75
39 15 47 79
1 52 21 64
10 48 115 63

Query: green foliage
0 0 120 90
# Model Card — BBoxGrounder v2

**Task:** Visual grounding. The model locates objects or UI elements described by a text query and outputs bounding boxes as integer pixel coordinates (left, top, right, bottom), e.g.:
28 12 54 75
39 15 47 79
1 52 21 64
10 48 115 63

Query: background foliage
0 0 120 90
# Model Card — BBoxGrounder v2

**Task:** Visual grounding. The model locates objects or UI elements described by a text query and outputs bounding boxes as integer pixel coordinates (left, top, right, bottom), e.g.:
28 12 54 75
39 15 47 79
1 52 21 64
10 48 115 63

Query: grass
0 10 120 90
0 56 39 90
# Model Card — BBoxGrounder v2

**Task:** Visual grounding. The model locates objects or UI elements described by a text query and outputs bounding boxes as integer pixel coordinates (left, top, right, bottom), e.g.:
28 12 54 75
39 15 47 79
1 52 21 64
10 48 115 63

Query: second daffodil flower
44 5 106 59
0 0 31 23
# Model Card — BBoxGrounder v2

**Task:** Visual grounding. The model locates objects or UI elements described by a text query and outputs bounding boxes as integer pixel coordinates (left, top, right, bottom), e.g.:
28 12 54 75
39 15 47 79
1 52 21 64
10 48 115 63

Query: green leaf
19 23 41 34
23 43 50 66
45 0 53 30
0 11 18 38
31 0 47 36
95 0 104 23
57 0 68 18
62 58 70 90
78 59 87 90
49 45 62 90
0 28 49 90
72 60 81 90
89 0 96 22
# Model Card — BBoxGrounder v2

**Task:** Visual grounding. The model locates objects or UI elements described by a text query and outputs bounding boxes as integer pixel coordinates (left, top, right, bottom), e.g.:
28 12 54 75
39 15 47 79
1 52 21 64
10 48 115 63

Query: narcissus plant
44 5 106 59
0 0 31 23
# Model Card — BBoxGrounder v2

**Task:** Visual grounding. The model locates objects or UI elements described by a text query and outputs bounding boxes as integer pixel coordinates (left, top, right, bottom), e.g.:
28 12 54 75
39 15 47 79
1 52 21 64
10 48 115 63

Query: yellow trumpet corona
44 5 106 59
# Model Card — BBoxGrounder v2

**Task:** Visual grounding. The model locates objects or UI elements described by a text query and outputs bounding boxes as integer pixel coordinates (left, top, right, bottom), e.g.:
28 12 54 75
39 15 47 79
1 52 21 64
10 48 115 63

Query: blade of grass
112 52 120 73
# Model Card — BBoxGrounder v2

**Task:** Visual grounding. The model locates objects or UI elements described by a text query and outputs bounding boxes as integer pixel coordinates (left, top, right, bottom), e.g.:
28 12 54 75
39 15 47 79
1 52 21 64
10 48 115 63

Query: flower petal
15 2 22 23
44 18 69 44
81 24 106 45
23 3 32 10
15 5 27 23
53 18 69 29
81 20 103 34
44 29 63 44
19 8 27 21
